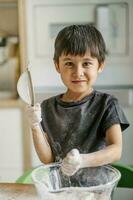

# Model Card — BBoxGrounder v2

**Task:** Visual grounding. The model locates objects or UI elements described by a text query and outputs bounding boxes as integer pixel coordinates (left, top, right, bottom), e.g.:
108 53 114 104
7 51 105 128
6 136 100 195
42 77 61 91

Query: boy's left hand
61 149 82 176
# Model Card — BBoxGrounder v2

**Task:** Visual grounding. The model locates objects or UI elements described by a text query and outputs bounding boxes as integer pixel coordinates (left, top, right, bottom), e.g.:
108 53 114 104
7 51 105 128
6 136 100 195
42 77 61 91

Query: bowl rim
31 163 121 193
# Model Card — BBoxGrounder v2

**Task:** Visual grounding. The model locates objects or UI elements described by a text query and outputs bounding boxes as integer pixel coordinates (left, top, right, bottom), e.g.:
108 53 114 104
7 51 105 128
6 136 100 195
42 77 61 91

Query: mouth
72 80 87 84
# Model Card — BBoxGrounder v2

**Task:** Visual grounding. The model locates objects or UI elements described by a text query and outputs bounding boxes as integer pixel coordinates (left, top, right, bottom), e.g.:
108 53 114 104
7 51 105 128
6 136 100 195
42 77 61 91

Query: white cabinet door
0 108 23 182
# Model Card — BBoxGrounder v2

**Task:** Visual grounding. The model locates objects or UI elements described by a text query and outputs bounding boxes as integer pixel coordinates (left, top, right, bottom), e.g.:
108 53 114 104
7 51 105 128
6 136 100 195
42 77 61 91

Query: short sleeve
101 98 130 133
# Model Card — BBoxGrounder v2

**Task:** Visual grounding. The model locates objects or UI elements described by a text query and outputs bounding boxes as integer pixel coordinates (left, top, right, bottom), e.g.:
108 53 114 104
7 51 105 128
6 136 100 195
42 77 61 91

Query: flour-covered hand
61 149 82 176
26 103 42 129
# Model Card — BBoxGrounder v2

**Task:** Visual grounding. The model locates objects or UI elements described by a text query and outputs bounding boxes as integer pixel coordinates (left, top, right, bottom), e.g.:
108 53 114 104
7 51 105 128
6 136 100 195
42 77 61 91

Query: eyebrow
62 58 72 61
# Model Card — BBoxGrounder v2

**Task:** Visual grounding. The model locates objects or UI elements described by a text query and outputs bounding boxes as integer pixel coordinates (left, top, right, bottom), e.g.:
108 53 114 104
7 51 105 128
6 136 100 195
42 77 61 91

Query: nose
73 65 84 78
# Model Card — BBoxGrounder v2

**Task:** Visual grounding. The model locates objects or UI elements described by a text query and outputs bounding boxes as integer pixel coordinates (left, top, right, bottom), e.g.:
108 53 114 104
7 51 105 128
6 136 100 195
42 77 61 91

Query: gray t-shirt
41 90 129 161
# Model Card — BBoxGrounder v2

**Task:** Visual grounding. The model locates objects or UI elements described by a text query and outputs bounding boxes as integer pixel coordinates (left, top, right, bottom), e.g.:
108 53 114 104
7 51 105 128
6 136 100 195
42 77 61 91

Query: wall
25 0 133 89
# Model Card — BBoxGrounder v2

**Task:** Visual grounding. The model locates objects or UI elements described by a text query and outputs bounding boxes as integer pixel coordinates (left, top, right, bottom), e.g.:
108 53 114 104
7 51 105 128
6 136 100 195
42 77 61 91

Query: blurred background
0 0 133 199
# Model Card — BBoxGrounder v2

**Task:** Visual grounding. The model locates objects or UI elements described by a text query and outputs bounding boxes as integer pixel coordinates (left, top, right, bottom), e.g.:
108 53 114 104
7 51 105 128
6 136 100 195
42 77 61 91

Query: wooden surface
0 183 39 200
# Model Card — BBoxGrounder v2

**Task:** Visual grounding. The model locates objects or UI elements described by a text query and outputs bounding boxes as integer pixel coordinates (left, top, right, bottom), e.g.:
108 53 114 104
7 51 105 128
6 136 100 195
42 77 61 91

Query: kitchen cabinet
0 0 31 182
0 0 27 95
0 101 23 182
0 100 31 182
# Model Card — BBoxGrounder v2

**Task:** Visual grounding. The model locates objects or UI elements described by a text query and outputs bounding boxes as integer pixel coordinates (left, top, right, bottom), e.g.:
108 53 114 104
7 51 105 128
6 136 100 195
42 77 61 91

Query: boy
27 25 129 176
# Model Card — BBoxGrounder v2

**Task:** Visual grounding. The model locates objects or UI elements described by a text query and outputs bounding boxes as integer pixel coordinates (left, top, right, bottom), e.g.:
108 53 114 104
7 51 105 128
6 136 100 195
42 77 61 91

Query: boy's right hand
26 103 42 129
61 149 82 176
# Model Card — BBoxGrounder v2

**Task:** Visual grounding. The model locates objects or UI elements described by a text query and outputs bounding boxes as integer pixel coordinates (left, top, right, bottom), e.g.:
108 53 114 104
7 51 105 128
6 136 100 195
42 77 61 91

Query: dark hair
53 24 106 65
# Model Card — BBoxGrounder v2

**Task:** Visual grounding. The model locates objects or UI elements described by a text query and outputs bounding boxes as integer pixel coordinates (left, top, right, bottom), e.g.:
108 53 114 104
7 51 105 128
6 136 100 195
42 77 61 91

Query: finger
61 167 74 175
65 156 80 166
66 149 79 160
62 157 75 166
67 149 79 159
35 103 41 108
27 106 41 113
34 103 41 110
70 149 79 156
26 105 35 111
61 167 77 176
61 161 78 174
62 162 76 170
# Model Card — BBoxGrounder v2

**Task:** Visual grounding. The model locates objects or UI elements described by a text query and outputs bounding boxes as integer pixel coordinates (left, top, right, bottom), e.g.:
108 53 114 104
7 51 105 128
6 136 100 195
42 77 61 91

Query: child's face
55 52 104 94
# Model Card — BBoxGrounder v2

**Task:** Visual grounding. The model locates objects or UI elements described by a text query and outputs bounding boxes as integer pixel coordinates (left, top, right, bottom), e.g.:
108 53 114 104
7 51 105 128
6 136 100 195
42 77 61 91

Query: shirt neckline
56 90 96 107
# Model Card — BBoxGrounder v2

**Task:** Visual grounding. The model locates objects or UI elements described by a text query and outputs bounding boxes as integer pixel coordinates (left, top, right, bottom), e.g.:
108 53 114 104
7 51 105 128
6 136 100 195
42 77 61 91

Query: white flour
37 187 111 200
32 165 120 200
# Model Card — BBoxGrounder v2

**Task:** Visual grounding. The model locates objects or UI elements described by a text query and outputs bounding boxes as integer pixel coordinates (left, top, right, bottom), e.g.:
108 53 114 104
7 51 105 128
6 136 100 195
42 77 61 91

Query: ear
54 61 60 73
98 62 105 73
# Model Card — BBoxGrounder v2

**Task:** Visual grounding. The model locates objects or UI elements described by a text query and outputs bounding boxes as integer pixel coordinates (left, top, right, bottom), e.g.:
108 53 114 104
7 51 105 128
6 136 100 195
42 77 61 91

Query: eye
83 62 93 68
64 62 74 68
